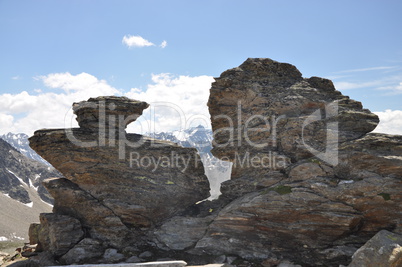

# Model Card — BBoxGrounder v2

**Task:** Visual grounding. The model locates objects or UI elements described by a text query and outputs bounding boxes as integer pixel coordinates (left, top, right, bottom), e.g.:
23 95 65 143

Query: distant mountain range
1 132 50 165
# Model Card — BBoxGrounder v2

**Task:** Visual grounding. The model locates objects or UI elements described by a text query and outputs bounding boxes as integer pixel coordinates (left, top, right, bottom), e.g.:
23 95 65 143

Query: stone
59 238 105 265
139 251 154 259
28 223 41 245
225 256 237 264
277 261 302 267
126 256 143 263
42 177 137 248
214 255 226 264
0 252 9 263
72 96 149 132
129 261 187 267
28 251 58 266
35 213 84 257
103 248 125 263
348 230 402 267
318 246 357 262
154 216 215 250
261 257 281 267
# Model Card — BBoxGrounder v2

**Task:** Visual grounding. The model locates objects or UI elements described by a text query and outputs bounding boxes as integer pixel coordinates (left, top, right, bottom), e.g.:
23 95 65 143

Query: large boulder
208 58 379 168
199 58 402 266
28 96 210 261
29 96 210 229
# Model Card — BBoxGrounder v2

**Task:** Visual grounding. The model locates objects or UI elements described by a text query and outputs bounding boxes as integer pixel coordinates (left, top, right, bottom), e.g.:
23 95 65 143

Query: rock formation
28 96 210 264
26 60 402 266
196 58 402 266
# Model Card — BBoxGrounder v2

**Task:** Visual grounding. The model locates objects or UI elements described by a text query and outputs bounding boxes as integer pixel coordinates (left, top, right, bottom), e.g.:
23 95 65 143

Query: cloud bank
0 72 213 136
126 74 214 134
373 109 402 135
332 65 402 95
0 73 120 135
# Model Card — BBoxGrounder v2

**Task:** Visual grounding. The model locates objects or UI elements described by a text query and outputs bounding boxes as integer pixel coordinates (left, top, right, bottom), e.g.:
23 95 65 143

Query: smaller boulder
348 230 402 267
103 248 125 263
36 213 84 257
59 238 105 265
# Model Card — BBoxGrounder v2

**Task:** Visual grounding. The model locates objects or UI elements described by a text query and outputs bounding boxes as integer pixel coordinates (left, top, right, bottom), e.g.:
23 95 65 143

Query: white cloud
122 35 155 48
160 40 167 48
39 72 120 94
377 82 402 95
335 66 397 74
333 73 402 94
125 74 214 134
0 114 14 130
11 76 21 80
0 72 120 135
334 80 385 91
373 109 402 135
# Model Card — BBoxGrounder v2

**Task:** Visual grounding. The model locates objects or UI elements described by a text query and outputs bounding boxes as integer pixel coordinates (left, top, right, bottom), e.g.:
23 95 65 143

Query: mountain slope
0 138 59 204
0 137 60 241
0 182 52 242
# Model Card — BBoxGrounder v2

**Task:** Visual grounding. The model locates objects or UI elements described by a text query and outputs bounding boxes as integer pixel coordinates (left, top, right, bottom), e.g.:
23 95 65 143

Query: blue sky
0 0 401 135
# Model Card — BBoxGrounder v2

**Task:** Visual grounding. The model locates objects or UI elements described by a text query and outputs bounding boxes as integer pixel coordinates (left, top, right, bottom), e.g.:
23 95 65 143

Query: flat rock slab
49 261 187 267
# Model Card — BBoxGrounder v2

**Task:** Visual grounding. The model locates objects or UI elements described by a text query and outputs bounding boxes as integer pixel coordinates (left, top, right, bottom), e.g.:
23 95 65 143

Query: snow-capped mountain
147 125 232 199
148 125 214 155
1 132 50 165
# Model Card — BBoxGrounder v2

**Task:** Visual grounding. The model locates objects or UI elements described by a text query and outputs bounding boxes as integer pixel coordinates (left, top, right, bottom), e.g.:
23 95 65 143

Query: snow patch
24 202 34 208
6 169 28 187
28 178 37 190
172 130 189 142
0 236 9 241
41 199 54 208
